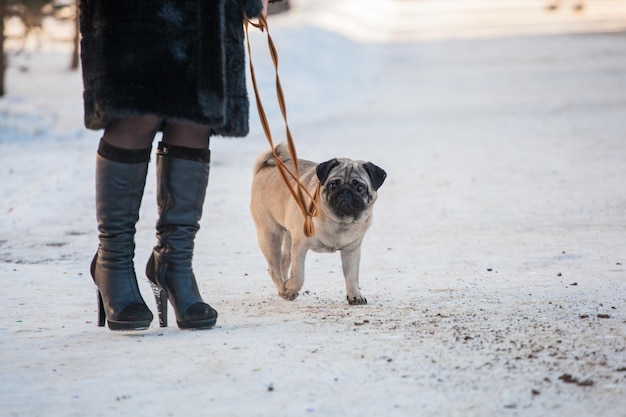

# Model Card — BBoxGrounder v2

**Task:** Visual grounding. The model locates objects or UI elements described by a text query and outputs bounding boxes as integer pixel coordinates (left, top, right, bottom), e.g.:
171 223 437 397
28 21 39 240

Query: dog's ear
316 158 341 184
362 162 387 191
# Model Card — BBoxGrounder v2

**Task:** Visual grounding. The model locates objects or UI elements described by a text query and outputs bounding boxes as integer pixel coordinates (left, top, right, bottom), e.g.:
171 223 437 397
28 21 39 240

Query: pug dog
250 143 386 305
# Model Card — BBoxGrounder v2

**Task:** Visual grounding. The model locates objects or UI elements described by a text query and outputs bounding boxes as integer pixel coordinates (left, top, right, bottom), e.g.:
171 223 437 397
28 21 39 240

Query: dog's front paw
280 279 302 301
280 290 299 301
347 295 367 305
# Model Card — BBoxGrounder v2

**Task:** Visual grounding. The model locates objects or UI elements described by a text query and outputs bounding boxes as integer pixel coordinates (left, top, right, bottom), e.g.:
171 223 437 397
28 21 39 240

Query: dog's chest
309 224 364 253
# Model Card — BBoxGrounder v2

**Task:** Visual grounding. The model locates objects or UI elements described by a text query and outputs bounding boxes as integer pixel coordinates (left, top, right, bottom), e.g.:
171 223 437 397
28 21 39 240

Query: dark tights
102 115 211 150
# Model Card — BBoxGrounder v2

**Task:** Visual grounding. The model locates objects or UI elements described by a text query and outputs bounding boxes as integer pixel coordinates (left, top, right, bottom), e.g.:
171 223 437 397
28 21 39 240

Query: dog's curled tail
253 142 291 175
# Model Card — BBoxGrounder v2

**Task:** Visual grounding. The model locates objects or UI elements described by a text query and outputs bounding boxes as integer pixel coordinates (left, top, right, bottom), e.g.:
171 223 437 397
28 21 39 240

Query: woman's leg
161 120 211 149
146 121 217 329
103 115 162 149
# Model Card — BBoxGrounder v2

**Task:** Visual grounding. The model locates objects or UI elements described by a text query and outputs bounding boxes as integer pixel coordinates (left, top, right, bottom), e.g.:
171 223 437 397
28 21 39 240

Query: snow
1 1 626 416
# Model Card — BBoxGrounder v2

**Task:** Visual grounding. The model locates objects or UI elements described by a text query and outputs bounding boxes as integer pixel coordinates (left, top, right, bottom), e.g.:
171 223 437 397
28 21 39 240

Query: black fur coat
80 0 263 137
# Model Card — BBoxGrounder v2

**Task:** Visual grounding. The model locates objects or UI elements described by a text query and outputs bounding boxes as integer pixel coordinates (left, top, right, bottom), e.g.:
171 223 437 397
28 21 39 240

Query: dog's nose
331 189 366 216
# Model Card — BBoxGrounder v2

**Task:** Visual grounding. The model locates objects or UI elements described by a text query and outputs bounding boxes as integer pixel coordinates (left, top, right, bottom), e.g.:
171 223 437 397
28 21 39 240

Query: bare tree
69 0 78 70
0 0 7 97
1 0 54 96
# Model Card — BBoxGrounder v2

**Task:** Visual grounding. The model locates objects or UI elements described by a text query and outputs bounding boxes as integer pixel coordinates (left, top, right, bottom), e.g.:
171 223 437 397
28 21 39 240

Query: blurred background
2 0 626 95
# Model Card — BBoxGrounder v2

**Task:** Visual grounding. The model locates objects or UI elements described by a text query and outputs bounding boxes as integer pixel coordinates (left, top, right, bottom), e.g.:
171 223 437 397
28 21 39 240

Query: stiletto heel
97 289 105 327
147 254 216 329
90 252 152 331
92 256 106 327
151 283 168 327
89 253 107 327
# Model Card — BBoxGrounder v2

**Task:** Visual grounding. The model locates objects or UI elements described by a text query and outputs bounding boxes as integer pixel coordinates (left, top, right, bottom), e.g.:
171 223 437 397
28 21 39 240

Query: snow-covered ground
1 1 626 416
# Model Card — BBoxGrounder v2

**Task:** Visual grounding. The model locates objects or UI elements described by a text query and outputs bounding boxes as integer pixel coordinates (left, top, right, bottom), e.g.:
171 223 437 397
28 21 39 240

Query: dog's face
316 158 387 221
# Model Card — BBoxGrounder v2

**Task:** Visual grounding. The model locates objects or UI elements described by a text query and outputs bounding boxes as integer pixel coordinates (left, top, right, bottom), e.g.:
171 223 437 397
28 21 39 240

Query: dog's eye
328 180 341 191
352 181 366 194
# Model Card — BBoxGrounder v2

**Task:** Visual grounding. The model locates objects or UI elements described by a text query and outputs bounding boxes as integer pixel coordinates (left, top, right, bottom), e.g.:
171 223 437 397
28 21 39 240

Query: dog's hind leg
281 244 307 301
256 226 288 294
280 232 292 283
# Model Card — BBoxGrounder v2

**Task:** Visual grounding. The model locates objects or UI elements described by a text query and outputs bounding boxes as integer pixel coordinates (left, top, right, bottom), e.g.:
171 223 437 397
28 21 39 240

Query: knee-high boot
146 142 218 330
91 140 154 331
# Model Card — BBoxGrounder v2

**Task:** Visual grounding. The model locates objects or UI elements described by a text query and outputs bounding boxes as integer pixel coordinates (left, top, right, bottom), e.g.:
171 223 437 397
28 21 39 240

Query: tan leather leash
245 15 319 237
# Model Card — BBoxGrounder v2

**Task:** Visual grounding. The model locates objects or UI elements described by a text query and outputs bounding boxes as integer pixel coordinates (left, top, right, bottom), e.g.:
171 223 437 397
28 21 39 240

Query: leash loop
245 15 319 237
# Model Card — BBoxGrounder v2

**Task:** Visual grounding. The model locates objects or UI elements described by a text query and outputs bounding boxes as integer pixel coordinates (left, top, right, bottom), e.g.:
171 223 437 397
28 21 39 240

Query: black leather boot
91 140 154 331
146 142 218 330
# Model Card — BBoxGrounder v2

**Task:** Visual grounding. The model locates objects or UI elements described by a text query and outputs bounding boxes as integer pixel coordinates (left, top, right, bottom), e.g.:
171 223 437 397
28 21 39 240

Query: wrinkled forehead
330 159 366 180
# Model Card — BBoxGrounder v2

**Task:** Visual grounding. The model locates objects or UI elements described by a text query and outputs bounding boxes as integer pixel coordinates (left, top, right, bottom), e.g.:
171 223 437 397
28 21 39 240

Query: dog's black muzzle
328 187 367 218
